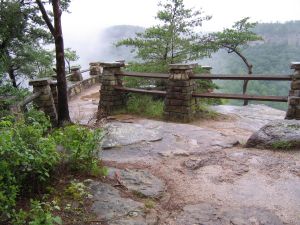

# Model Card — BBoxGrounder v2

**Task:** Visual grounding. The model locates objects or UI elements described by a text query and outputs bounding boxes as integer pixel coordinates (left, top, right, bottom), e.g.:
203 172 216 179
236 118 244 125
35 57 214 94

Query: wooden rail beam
115 71 169 79
114 86 166 96
192 92 288 102
191 74 292 81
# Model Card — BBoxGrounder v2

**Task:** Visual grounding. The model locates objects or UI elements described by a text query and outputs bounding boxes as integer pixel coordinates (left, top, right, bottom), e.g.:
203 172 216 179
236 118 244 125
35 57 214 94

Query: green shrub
0 110 59 223
0 84 29 111
271 141 294 150
0 109 105 223
125 93 164 119
13 200 62 225
52 125 103 173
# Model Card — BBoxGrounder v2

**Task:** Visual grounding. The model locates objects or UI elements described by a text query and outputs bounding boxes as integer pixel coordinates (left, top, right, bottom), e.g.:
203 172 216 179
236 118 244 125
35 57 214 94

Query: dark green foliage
0 84 29 111
0 0 54 86
0 111 59 222
13 200 62 225
52 125 104 174
0 109 104 223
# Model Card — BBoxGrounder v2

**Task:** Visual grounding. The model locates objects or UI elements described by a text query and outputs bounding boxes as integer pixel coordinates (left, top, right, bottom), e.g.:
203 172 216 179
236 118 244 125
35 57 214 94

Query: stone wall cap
169 63 198 70
71 66 81 71
201 66 212 70
291 62 300 69
29 78 51 86
90 62 101 66
100 62 125 68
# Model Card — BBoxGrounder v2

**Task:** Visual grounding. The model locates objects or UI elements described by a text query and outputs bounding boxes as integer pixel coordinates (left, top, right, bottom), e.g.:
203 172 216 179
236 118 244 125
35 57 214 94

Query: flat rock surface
97 105 300 225
90 181 157 225
166 203 284 225
246 119 300 149
101 119 238 162
108 168 165 198
102 122 163 149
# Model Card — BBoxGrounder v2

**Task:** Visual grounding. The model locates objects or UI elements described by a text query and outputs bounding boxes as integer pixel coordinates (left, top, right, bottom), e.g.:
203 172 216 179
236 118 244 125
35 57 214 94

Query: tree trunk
227 46 253 106
242 64 252 106
8 66 17 88
52 0 71 125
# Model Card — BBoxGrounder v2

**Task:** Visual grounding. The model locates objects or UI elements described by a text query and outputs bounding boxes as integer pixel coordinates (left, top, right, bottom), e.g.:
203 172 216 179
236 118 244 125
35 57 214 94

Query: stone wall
98 62 125 118
68 76 100 100
286 62 300 120
29 78 58 125
164 64 197 122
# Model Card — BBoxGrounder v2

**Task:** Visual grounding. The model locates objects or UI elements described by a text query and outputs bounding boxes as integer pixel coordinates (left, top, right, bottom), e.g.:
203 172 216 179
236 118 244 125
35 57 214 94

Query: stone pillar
164 64 197 122
98 62 125 117
90 62 101 76
70 66 83 81
29 78 57 125
286 62 300 120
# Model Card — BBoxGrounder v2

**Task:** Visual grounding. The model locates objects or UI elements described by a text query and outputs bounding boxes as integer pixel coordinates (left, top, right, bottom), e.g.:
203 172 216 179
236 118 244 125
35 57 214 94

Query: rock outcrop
246 120 300 149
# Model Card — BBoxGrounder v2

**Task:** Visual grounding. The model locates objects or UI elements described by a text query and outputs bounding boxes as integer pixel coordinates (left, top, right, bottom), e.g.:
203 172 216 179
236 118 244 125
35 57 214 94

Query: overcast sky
61 0 300 67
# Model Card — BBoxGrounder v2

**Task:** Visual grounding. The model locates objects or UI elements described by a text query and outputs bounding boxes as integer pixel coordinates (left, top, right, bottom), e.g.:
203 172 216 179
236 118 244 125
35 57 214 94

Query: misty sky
61 0 300 67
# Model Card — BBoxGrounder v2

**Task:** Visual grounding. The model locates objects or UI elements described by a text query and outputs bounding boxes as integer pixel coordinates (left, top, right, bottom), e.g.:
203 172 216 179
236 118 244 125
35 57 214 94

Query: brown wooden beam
115 71 169 79
114 86 166 96
191 74 292 81
192 92 288 102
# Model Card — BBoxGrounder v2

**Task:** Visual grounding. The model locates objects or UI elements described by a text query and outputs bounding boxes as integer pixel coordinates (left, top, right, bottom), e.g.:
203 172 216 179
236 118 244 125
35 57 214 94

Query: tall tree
0 0 52 87
209 17 262 105
36 0 71 125
117 0 211 68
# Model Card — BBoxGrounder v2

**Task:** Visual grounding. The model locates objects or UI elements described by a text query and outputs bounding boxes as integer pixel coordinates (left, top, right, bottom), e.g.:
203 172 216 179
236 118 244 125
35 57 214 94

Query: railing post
98 62 125 118
29 78 58 126
90 62 101 76
70 66 83 81
286 62 300 120
164 63 197 122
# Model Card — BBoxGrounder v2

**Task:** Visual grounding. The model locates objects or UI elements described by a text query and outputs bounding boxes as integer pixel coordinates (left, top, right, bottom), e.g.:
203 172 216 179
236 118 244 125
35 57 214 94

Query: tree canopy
0 0 53 87
207 17 262 105
117 0 211 68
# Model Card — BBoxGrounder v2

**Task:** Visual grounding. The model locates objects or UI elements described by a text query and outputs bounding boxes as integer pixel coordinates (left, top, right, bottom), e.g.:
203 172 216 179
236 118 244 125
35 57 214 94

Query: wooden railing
115 71 292 103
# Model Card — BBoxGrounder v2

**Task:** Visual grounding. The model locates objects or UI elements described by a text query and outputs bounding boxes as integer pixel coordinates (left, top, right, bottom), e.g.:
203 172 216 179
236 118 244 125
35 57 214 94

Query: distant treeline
202 21 300 110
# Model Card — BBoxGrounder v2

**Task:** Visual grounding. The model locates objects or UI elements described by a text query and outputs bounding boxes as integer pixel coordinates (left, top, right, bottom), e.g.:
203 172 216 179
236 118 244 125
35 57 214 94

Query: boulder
246 120 300 149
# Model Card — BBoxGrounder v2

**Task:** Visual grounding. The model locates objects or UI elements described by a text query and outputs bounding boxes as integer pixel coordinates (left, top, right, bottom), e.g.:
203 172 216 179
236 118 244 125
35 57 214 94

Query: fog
61 0 300 69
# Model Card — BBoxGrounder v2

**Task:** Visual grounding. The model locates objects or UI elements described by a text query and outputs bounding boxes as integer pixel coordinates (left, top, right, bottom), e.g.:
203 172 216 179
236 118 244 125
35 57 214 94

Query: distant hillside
96 25 144 61
254 21 300 46
199 21 300 110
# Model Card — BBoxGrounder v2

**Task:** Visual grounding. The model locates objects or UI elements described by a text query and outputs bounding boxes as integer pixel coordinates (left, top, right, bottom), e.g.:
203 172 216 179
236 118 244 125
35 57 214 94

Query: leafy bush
13 200 62 225
0 111 59 222
52 125 103 173
0 84 29 110
0 108 105 223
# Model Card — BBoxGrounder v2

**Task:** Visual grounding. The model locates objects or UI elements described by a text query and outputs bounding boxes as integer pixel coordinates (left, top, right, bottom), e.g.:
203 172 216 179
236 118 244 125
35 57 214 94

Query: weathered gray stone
171 203 284 225
246 120 300 149
169 63 197 70
102 122 163 149
108 168 165 198
90 181 157 225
